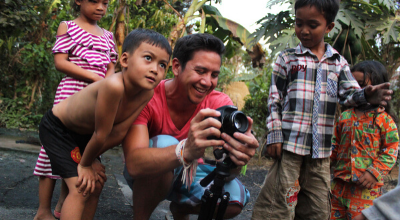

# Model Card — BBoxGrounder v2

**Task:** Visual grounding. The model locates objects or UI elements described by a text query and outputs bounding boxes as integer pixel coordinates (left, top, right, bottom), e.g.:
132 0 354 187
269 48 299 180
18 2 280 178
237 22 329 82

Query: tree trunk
28 77 39 109
114 0 126 59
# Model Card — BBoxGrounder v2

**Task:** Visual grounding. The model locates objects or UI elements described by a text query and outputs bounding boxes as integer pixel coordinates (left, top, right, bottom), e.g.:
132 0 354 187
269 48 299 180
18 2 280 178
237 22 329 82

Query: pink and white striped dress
33 21 118 179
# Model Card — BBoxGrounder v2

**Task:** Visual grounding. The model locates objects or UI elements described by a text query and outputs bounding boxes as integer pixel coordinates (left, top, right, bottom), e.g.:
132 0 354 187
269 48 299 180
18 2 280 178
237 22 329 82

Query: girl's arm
361 174 400 220
54 53 103 82
366 114 399 185
104 61 115 78
53 22 103 82
105 34 118 78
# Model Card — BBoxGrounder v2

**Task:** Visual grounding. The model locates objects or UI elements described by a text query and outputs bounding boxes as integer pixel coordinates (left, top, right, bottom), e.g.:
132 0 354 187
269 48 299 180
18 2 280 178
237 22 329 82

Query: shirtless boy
39 28 171 220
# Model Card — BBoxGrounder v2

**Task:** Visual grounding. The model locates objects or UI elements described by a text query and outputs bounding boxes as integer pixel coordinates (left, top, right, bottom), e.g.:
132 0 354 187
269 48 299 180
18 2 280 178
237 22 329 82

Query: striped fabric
266 43 367 158
34 146 61 179
33 20 117 178
52 20 118 105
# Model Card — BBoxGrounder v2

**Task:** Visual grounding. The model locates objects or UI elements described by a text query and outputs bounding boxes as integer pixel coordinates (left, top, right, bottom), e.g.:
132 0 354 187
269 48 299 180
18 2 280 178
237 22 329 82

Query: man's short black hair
295 0 340 24
122 29 172 57
173 33 225 70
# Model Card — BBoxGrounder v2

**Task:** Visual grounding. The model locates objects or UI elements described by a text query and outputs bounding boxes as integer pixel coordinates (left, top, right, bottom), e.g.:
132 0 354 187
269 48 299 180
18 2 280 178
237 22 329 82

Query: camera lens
234 120 242 129
229 111 248 133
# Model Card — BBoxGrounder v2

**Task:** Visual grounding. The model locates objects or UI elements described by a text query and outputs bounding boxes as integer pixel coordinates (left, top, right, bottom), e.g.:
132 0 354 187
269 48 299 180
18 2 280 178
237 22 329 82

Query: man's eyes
196 69 205 74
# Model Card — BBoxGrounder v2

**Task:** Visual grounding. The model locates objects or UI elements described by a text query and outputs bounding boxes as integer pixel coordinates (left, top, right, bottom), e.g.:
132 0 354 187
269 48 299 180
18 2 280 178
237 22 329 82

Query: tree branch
162 0 182 19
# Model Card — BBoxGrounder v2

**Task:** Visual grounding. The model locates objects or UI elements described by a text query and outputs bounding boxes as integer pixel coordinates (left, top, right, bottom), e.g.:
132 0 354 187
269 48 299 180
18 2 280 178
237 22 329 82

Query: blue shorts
124 135 250 207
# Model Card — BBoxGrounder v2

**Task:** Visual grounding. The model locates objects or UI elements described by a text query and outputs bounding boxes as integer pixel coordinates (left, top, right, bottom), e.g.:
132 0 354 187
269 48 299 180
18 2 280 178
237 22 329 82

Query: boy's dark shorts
39 110 92 178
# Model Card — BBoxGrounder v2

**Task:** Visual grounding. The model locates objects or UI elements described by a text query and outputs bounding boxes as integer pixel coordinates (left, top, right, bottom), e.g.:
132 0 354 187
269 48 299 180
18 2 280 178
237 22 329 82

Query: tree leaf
269 28 299 56
376 18 400 44
202 5 222 16
209 14 255 50
252 11 294 45
377 0 395 8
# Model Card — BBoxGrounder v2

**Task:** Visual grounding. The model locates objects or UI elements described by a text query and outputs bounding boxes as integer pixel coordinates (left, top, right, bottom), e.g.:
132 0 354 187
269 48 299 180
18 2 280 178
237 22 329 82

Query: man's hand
265 143 283 160
183 108 226 162
357 171 378 189
353 213 367 220
76 164 97 197
365 83 392 106
92 159 107 187
221 117 259 166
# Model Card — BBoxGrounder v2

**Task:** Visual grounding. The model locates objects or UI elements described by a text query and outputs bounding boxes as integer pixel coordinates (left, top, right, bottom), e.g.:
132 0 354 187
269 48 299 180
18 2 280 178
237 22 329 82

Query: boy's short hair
173 33 225 70
122 29 172 57
294 0 340 24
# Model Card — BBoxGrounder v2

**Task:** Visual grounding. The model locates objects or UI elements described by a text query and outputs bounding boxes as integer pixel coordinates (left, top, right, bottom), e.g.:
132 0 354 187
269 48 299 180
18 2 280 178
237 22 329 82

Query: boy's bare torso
52 73 153 138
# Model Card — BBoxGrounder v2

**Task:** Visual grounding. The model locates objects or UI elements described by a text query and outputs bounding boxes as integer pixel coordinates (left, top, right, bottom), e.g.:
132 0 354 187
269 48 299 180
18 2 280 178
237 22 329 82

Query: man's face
175 50 221 104
295 5 334 52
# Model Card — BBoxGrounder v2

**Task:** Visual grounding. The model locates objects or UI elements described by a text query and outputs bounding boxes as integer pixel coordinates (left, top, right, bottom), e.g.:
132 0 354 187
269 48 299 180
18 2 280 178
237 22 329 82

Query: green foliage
0 98 43 129
0 0 41 39
0 0 68 130
0 0 184 130
241 67 271 139
198 5 256 59
331 27 362 65
252 0 400 62
214 66 237 92
126 1 179 37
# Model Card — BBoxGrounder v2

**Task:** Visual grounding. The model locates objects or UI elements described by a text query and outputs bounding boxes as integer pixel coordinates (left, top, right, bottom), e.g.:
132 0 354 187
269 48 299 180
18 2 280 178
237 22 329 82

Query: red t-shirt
134 79 233 141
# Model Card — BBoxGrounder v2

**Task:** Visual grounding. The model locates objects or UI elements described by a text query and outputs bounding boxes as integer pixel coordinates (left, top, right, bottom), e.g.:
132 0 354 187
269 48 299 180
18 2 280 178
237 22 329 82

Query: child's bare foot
54 202 62 218
53 210 61 219
33 211 56 220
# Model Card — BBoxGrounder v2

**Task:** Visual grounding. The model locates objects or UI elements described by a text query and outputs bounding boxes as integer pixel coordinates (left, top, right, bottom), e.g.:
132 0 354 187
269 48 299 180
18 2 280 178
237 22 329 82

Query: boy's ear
119 52 129 68
326 22 335 34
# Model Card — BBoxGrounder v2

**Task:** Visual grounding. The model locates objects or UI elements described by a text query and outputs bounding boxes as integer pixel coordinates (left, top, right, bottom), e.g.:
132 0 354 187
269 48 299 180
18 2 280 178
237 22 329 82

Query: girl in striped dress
33 1 117 219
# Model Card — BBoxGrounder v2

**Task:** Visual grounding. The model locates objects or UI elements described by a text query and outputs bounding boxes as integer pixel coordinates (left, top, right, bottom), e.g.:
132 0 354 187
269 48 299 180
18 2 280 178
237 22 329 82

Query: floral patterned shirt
331 107 399 187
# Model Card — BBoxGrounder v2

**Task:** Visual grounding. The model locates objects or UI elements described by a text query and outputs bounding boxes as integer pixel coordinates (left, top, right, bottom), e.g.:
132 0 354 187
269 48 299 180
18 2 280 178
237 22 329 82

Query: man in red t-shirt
123 33 259 220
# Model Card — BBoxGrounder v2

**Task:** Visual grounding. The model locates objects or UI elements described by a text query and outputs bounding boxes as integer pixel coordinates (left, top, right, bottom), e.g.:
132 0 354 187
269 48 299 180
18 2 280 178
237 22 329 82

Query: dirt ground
1 128 398 219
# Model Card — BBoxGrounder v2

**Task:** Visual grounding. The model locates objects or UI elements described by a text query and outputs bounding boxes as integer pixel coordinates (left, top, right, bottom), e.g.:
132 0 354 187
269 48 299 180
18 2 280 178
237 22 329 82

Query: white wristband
174 138 198 190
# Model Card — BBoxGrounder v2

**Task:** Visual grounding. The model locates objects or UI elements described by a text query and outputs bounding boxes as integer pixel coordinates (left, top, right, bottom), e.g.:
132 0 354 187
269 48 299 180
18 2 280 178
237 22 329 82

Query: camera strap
175 138 198 191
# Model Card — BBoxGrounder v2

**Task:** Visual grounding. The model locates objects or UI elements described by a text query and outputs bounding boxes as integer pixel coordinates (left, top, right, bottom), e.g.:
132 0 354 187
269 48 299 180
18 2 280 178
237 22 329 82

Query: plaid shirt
331 108 399 187
267 43 367 158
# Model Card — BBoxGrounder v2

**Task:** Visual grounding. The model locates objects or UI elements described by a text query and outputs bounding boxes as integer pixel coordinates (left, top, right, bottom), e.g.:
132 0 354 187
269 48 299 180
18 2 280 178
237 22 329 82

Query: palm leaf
209 14 255 50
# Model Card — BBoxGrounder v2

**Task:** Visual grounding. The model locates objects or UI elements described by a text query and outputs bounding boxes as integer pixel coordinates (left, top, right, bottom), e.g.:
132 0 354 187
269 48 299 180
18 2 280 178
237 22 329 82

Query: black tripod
197 149 236 220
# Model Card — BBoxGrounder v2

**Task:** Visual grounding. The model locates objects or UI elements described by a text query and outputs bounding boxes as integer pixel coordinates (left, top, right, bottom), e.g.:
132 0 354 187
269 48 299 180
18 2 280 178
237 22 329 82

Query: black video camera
208 105 249 160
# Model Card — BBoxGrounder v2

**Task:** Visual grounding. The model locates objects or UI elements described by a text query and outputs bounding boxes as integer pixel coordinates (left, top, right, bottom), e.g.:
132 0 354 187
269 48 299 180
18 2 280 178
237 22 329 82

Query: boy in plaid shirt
251 0 393 219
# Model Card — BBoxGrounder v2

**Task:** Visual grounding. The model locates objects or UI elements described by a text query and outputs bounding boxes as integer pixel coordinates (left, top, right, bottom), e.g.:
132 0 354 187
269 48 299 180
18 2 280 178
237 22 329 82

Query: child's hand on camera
357 171 378 189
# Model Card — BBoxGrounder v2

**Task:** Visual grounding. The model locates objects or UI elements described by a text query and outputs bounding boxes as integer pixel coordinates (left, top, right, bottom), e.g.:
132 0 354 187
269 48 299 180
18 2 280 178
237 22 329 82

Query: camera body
208 105 249 160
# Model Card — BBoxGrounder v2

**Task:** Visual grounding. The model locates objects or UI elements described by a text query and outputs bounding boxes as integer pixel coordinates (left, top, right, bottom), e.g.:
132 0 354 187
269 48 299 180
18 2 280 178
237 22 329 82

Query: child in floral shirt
330 60 399 220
